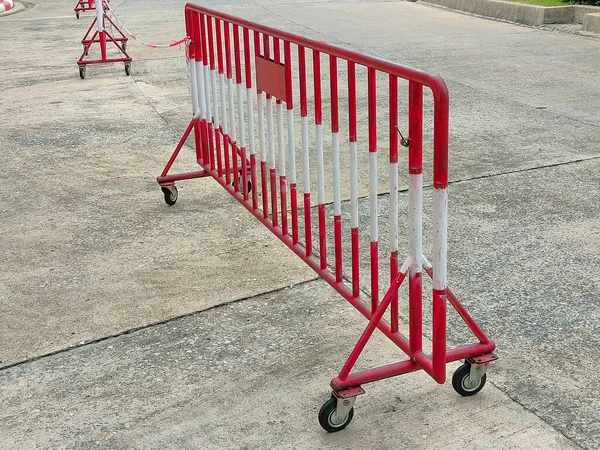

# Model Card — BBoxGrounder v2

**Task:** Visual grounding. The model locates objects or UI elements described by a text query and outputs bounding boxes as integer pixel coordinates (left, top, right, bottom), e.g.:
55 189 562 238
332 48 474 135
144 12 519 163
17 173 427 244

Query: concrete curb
0 0 14 13
582 12 600 33
421 0 599 27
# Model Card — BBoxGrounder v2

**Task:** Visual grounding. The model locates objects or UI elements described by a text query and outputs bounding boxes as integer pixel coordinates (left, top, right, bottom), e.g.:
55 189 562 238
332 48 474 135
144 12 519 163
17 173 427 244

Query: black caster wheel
237 174 252 193
79 65 86 79
452 361 487 397
125 62 131 76
76 11 80 19
161 186 178 206
318 397 354 433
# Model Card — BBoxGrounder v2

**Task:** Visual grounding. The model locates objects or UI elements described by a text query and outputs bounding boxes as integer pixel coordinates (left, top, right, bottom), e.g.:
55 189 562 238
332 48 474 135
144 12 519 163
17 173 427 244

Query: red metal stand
77 0 131 79
73 0 109 19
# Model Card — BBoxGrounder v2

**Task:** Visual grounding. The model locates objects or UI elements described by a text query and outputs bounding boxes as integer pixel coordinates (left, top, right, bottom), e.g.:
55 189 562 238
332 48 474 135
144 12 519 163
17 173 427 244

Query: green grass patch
505 0 574 6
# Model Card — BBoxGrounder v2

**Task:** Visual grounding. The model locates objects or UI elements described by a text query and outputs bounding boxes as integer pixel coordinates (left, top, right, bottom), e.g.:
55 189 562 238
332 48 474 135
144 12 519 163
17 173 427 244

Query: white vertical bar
219 74 228 134
369 152 378 242
301 117 310 193
287 109 296 184
409 174 423 273
389 162 399 252
228 78 236 142
211 70 219 127
203 65 212 121
258 93 266 162
277 103 285 176
332 132 341 216
190 62 200 115
350 141 359 229
196 61 206 119
247 89 255 155
267 98 275 169
316 124 325 204
433 188 448 290
95 0 103 32
237 83 246 148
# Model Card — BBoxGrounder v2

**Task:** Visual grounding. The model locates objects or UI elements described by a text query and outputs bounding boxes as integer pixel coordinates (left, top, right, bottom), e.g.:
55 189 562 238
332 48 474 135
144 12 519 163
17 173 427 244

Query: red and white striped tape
0 0 15 13
104 1 189 49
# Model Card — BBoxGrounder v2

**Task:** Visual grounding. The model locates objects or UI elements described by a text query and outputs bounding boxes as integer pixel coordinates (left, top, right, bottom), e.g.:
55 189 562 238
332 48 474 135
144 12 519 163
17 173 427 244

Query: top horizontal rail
184 3 448 104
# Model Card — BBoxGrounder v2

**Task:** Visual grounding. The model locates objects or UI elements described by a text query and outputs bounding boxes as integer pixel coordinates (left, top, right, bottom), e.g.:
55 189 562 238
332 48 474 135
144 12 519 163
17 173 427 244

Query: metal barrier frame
157 3 497 431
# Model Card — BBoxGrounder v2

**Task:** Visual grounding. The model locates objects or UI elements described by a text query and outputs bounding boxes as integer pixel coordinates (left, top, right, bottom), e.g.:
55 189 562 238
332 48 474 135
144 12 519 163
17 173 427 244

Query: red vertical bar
433 86 449 189
368 68 378 313
207 16 222 177
330 55 342 283
233 25 242 84
263 36 278 227
199 14 212 171
193 13 203 166
255 31 268 220
348 62 357 142
409 80 423 352
216 19 230 185
263 34 271 100
313 50 322 126
313 50 325 269
433 289 447 384
244 28 257 209
285 41 298 245
330 55 339 133
244 28 252 89
390 74 399 333
318 204 327 270
233 25 248 201
224 22 232 80
348 61 359 298
299 46 307 118
224 22 239 193
298 46 311 255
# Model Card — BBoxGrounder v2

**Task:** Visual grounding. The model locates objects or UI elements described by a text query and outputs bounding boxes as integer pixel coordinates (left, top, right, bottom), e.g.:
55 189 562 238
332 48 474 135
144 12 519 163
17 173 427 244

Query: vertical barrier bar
432 84 450 384
194 13 206 165
330 55 342 284
234 24 248 201
274 38 288 235
224 22 239 193
284 41 298 245
96 0 107 60
348 61 359 298
368 68 378 313
314 50 326 270
186 9 200 117
255 32 269 220
216 20 231 185
207 16 223 178
200 14 214 170
244 28 258 210
408 80 423 353
299 46 312 256
265 35 279 227
389 75 399 332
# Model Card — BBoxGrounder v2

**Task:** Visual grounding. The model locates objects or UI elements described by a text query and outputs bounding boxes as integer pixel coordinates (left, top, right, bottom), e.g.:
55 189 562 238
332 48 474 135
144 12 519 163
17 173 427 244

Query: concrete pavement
1 0 599 448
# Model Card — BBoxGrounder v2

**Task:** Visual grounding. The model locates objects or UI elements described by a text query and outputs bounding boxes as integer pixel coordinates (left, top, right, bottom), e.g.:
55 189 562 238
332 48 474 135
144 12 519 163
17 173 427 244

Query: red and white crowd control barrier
76 0 131 79
158 4 497 432
0 0 14 13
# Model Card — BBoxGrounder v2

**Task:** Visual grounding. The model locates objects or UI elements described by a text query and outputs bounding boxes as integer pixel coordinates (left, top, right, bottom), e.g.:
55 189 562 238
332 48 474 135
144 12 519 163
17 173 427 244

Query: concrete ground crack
488 381 589 450
0 275 319 373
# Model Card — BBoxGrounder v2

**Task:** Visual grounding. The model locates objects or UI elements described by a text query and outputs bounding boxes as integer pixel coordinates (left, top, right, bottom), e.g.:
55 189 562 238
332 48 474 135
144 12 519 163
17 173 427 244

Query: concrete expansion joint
0 276 319 373
492 381 588 450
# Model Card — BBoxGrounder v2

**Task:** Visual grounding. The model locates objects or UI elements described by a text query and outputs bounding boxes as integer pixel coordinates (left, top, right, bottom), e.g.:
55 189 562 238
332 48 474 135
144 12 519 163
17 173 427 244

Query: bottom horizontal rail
158 170 208 184
78 58 131 64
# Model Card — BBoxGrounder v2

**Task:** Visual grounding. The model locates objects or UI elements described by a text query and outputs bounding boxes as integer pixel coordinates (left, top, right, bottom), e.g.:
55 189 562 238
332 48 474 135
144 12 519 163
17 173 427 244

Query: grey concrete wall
574 6 600 24
582 12 600 33
423 0 545 26
422 0 599 27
